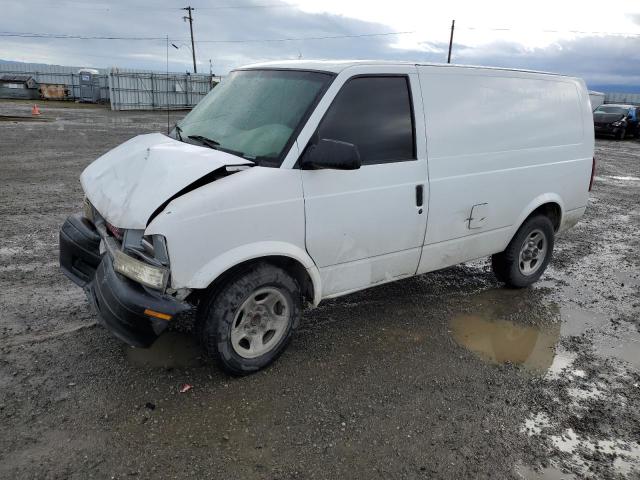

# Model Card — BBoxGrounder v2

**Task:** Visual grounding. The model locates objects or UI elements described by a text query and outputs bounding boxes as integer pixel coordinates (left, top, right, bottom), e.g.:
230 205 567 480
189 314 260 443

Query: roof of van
238 59 570 78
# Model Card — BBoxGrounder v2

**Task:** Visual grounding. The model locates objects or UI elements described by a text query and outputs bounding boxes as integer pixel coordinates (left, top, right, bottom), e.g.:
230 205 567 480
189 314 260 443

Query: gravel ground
1 100 639 480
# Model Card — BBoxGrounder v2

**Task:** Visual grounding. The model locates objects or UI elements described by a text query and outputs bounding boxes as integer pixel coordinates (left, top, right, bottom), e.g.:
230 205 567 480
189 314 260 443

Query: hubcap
230 287 291 359
518 229 547 276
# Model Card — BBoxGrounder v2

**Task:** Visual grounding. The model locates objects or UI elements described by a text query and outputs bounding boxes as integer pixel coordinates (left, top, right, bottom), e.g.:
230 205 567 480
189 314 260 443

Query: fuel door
468 203 489 230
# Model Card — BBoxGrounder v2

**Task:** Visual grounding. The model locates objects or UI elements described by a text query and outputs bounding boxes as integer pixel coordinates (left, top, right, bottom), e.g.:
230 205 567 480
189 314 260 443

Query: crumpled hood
80 133 252 229
593 112 625 124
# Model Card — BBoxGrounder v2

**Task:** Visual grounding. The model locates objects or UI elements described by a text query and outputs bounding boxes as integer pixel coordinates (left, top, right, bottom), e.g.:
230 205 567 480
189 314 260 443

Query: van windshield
175 69 333 166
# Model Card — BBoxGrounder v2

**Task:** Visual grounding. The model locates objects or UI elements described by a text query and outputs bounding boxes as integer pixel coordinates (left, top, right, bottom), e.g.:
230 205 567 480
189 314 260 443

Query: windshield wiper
174 124 183 141
186 135 258 164
188 135 221 150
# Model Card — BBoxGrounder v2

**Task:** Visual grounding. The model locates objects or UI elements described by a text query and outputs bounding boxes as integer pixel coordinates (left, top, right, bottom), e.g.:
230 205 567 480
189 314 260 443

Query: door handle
416 185 424 207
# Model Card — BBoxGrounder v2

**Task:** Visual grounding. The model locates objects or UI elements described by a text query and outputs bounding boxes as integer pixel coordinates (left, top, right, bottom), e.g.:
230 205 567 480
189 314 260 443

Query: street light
171 43 195 73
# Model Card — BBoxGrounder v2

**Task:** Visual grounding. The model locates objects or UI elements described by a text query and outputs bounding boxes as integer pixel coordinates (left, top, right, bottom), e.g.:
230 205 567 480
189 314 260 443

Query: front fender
189 241 323 306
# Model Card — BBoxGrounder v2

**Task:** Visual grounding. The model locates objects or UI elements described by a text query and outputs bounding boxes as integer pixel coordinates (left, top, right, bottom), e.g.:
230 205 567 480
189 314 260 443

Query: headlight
612 121 624 127
112 248 169 290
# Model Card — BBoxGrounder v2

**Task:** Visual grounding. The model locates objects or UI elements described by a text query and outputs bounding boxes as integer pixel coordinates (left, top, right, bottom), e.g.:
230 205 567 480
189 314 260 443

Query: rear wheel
197 263 302 375
492 215 555 288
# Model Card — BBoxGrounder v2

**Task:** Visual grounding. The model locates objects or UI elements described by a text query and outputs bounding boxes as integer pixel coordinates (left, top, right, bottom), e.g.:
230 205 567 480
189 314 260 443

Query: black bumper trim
59 213 191 347
88 255 191 347
59 213 102 287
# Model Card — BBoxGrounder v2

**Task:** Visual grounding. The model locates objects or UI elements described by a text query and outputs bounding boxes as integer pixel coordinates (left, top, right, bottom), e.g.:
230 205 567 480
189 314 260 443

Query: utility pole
182 6 197 73
447 19 455 64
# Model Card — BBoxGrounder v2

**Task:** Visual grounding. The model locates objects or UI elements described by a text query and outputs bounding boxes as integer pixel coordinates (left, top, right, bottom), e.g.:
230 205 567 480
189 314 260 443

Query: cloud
1 0 639 90
454 35 640 87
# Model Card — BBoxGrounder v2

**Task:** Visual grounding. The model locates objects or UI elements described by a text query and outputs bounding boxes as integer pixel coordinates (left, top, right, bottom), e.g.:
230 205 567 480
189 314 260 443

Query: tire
197 263 302 376
491 214 555 288
616 128 626 140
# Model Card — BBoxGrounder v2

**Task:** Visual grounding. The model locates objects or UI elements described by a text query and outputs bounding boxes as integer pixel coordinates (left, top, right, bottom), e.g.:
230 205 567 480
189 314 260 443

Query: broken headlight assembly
112 247 169 290
103 228 170 291
115 231 170 290
83 199 171 291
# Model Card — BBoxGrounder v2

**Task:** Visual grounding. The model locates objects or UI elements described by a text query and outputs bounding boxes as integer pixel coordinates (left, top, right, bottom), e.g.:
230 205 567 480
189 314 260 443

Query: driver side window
315 76 416 166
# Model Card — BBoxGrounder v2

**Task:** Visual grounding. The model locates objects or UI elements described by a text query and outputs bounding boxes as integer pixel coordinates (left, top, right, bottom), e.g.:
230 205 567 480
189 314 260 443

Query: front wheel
197 263 302 375
492 215 555 288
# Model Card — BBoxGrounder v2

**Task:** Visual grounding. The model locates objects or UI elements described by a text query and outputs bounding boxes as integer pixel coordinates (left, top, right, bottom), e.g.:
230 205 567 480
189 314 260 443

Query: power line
2 26 639 44
0 30 416 43
194 31 415 43
21 1 299 10
195 3 299 9
0 32 165 40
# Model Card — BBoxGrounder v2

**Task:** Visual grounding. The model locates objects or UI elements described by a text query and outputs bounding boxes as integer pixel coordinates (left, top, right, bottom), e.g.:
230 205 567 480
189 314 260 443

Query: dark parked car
593 104 640 140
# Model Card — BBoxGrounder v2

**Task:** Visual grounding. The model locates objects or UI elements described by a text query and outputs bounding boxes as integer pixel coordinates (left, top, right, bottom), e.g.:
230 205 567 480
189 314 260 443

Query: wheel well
200 256 315 306
529 202 561 232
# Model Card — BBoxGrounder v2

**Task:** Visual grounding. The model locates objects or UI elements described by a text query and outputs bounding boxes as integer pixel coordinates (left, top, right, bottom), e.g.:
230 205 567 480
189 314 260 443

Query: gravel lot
1 100 639 480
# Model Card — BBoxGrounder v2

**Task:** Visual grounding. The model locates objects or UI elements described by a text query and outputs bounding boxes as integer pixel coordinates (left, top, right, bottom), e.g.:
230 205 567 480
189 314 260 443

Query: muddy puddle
450 314 561 373
0 115 51 122
125 331 203 368
448 289 563 373
448 288 640 374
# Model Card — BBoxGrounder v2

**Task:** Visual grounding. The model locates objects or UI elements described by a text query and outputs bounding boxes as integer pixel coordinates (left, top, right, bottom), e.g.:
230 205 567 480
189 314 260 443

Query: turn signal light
144 309 172 321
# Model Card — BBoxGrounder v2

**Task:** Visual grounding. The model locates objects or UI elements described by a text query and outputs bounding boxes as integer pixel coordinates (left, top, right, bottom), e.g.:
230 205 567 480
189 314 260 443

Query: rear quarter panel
417 66 593 272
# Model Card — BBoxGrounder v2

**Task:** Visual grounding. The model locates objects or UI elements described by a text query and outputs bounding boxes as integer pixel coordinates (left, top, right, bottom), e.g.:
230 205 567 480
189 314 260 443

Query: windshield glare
595 106 628 115
176 69 333 166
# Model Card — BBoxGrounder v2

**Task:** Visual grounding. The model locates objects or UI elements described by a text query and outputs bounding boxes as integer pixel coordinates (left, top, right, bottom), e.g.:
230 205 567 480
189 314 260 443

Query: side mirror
301 139 361 170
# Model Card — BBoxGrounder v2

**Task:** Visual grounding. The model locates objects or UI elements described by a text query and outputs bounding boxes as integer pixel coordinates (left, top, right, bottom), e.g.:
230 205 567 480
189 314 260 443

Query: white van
60 60 595 375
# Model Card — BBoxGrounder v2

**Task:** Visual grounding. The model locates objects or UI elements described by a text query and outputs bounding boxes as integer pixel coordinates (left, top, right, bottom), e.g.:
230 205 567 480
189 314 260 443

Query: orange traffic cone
31 104 41 116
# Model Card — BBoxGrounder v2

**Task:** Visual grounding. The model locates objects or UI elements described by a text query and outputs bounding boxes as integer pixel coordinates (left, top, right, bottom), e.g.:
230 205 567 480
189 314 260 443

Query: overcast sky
2 0 639 90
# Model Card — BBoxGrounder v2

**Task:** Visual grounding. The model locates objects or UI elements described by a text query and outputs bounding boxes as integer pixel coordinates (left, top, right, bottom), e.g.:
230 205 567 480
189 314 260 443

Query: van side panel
417 66 593 274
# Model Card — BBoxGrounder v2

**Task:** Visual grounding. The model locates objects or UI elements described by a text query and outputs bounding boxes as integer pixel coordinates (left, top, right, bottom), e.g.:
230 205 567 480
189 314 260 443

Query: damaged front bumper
59 213 191 347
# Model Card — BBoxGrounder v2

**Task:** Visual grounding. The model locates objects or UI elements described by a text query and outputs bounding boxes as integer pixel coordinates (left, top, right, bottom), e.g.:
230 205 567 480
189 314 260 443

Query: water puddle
125 331 203 368
519 425 640 478
448 289 562 373
605 175 640 182
448 288 640 374
0 115 51 122
591 320 640 370
515 463 576 479
613 270 640 287
596 175 640 185
449 314 561 373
